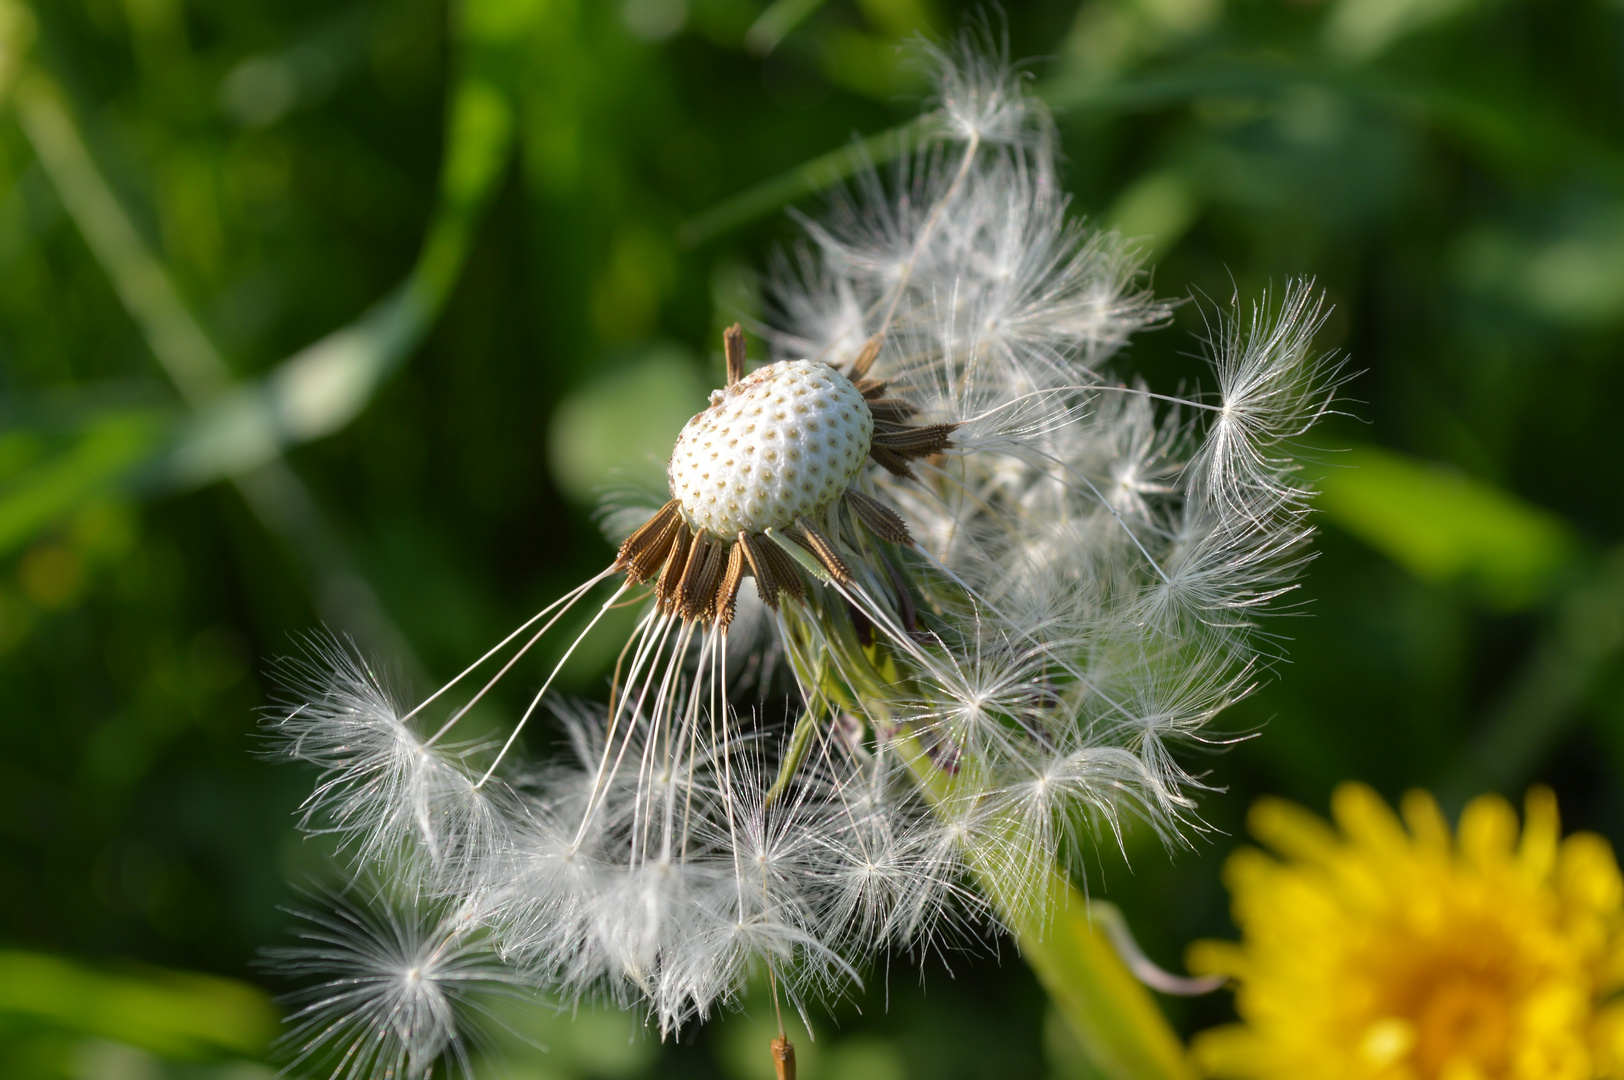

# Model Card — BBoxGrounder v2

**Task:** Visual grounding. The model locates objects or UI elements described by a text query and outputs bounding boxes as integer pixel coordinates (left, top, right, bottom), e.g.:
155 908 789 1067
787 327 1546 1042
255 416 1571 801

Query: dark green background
2 0 1621 1076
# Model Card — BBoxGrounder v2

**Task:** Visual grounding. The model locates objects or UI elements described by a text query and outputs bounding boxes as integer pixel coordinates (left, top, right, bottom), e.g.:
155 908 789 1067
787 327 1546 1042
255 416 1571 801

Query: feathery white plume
266 888 521 1080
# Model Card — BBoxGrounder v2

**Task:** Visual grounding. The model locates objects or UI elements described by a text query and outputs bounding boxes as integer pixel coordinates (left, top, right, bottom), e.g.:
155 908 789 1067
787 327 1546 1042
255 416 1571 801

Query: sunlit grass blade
0 412 167 558
745 0 830 55
1314 441 1578 610
677 120 923 248
0 949 278 1061
1 55 515 551
679 55 1624 248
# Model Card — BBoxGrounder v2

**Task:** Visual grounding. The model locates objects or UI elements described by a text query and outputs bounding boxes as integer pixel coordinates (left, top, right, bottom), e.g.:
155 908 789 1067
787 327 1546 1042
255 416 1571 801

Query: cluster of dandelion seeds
265 34 1341 1074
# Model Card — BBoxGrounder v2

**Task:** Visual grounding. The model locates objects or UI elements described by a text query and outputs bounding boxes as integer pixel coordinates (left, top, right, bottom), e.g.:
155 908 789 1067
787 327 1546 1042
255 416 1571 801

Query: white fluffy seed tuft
667 359 872 536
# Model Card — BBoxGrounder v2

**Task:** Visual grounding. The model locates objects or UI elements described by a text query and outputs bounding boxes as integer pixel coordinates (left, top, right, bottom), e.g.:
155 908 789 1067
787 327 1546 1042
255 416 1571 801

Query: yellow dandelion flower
1188 783 1624 1080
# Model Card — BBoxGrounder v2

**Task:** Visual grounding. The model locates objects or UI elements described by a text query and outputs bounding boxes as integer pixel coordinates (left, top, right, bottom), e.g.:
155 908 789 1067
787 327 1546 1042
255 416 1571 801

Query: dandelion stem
776 590 1193 1080
1007 876 1196 1080
764 709 822 810
895 727 1196 1080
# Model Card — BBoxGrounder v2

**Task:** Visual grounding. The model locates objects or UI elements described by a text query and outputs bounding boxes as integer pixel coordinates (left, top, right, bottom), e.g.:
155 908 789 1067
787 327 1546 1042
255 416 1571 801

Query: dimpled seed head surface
668 360 873 537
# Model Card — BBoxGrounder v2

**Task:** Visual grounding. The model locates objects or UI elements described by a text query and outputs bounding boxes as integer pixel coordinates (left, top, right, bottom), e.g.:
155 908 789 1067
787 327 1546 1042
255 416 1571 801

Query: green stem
898 735 1196 1080
977 864 1195 1080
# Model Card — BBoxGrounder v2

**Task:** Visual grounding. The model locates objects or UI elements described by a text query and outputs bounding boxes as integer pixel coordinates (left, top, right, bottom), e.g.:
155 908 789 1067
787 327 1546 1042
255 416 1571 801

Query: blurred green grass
1 0 1621 1077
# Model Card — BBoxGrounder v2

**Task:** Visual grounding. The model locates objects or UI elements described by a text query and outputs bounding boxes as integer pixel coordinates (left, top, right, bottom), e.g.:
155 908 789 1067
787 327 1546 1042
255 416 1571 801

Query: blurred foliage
0 0 1621 1077
1313 442 1579 611
0 948 276 1069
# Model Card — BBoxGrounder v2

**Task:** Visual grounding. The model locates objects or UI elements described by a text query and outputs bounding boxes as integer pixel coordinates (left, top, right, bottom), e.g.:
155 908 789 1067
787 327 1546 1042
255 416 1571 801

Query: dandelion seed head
265 28 1342 1066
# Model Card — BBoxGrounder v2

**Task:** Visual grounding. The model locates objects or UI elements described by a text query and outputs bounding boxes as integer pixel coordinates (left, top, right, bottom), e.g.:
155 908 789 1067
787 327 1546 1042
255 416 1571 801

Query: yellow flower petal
1402 788 1452 855
1249 796 1339 863
1558 832 1624 915
1223 846 1280 896
1590 1002 1624 1077
1333 782 1409 855
1187 940 1248 979
1438 1055 1487 1080
1518 785 1561 884
1189 1024 1273 1079
1458 792 1519 870
1359 1016 1416 1068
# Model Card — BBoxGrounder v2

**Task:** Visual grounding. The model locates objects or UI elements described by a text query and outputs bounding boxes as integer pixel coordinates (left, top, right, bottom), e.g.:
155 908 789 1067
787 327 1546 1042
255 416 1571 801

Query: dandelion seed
266 887 522 1080
267 639 508 885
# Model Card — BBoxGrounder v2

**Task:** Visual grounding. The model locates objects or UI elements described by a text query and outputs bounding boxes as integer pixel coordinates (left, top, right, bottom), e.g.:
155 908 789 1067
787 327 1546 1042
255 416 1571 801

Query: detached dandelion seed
265 30 1343 1075
266 888 522 1080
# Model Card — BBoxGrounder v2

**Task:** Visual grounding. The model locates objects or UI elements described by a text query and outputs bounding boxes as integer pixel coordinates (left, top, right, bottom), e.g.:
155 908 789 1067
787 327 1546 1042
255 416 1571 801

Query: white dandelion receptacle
668 360 873 538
